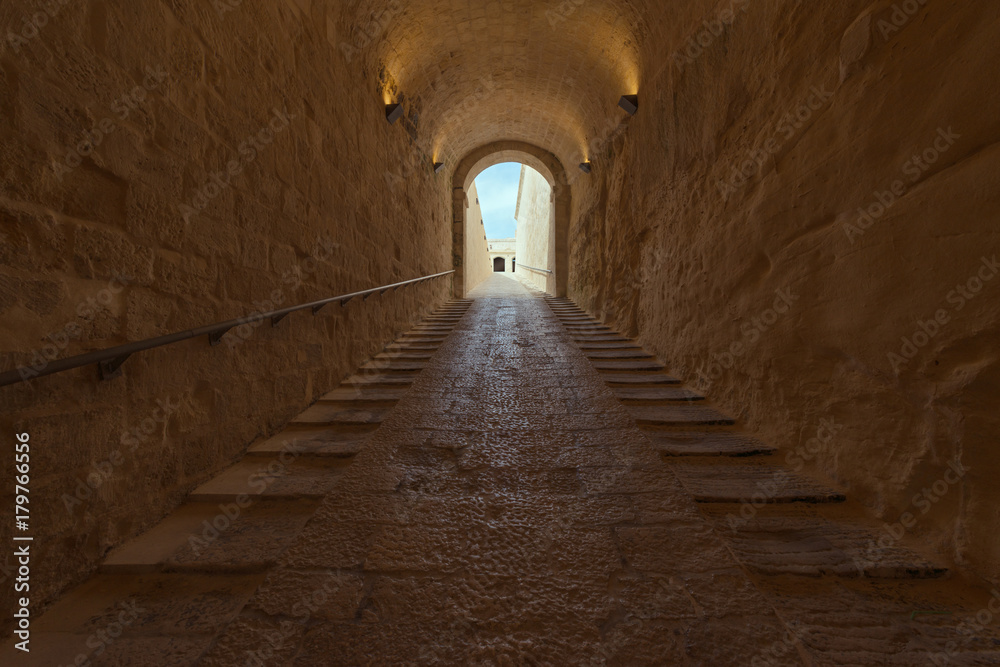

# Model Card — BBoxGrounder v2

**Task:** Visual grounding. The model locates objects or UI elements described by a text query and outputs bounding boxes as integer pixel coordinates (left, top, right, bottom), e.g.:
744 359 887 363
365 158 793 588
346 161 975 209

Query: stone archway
452 141 571 298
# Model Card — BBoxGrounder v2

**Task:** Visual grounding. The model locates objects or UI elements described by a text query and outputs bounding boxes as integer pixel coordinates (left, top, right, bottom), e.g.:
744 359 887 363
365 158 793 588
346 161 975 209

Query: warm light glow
368 1 642 173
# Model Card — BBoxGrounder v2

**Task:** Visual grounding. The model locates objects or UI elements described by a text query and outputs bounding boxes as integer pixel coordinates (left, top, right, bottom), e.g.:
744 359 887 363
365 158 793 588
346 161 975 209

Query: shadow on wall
0 0 452 628
567 0 1000 581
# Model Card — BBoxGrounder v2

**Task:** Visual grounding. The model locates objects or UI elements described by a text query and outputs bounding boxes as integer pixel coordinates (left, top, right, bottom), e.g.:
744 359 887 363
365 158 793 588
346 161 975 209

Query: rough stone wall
570 0 1000 581
514 165 553 291
463 182 491 291
0 0 450 621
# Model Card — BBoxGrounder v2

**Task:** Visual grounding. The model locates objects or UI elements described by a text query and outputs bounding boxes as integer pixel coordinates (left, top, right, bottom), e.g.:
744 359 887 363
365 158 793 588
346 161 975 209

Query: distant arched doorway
494 257 506 272
452 141 570 298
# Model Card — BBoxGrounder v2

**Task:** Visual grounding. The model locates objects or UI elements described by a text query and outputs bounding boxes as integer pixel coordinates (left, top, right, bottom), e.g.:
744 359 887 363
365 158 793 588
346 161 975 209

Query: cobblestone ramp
5 275 1000 665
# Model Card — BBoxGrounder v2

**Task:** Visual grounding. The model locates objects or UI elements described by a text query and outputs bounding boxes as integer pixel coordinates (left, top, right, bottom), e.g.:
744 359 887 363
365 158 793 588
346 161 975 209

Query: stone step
565 325 612 332
398 335 448 343
359 360 426 372
374 351 434 361
612 386 704 402
670 463 846 503
385 343 440 352
593 359 666 372
291 403 389 425
715 517 947 579
573 335 633 343
585 349 654 360
628 404 735 426
645 431 776 456
0 573 263 664
577 342 642 350
188 457 351 502
342 373 416 388
320 386 408 403
747 579 1000 666
601 373 681 385
409 327 455 335
248 426 375 457
101 500 319 574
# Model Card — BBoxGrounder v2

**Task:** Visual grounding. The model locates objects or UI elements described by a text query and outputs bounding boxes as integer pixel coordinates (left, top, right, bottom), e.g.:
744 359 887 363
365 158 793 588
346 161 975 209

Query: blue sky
475 162 521 239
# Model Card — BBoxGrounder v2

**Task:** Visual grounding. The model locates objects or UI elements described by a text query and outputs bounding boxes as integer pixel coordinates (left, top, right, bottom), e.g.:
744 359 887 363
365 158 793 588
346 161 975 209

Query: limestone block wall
570 0 1000 581
514 165 554 291
0 0 451 622
463 181 491 292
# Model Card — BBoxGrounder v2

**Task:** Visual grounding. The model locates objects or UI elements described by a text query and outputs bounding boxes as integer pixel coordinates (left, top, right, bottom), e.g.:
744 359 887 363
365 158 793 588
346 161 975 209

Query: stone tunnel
1 0 999 664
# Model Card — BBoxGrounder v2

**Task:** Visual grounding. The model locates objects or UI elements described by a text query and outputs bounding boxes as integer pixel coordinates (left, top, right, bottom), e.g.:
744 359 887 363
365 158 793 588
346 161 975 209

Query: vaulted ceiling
347 0 653 171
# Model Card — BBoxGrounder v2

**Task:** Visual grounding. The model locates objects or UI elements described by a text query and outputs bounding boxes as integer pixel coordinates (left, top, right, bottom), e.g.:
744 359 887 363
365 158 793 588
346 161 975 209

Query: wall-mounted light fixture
579 162 592 174
433 162 445 173
618 94 639 115
386 103 404 124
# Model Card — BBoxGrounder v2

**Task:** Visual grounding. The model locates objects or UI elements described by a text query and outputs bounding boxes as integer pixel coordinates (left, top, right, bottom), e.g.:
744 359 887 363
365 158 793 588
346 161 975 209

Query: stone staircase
7 286 1000 666
3 300 473 665
544 295 1000 666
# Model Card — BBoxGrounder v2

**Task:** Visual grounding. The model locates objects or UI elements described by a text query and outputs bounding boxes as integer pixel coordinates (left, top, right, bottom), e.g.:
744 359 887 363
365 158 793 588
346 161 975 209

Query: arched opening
452 141 570 298
493 257 506 272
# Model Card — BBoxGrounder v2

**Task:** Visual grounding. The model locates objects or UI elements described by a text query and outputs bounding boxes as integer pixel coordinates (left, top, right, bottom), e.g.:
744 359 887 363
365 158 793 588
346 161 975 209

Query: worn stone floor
5 274 1000 665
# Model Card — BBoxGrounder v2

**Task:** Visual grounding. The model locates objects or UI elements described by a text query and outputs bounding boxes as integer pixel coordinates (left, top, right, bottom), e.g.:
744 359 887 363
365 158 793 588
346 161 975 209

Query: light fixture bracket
386 103 404 124
619 94 639 115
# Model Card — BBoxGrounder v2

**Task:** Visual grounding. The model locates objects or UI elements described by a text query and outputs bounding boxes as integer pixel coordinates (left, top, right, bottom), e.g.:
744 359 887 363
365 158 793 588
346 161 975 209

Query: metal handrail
0 270 455 387
517 264 552 275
